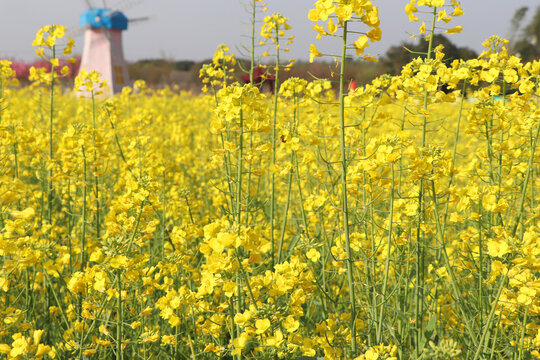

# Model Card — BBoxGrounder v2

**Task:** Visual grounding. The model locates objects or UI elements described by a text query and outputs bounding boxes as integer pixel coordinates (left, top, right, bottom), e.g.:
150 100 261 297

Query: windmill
76 0 147 96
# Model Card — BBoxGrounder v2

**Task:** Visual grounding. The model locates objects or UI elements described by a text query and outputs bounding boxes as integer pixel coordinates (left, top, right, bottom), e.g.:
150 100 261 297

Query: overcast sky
0 0 535 63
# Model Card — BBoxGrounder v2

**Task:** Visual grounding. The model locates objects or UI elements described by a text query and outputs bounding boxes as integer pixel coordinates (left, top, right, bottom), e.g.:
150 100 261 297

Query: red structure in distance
348 79 357 91
242 66 276 93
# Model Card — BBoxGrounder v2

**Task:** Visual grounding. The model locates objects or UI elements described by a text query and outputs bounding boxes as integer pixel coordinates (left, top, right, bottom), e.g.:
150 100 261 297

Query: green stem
488 312 502 360
91 92 101 241
236 108 244 225
292 95 308 235
442 80 467 233
161 173 167 258
270 30 281 268
79 277 119 346
414 188 423 359
48 46 56 227
338 20 357 356
116 270 123 360
398 104 406 194
81 146 87 271
249 0 256 84
277 153 294 264
473 271 508 360
361 127 377 345
68 178 73 273
233 248 259 310
245 132 253 226
415 9 437 356
43 272 70 329
294 151 309 235
126 200 145 254
512 118 540 236
421 6 436 146
376 163 395 342
517 306 529 360
220 132 236 218
430 180 478 347
478 200 484 328
0 74 3 124
213 86 236 218
13 140 19 180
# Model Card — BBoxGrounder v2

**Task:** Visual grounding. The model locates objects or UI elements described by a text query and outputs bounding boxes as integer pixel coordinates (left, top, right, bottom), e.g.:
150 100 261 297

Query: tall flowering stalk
403 1 470 355
214 84 270 224
276 77 307 262
308 1 382 356
247 0 267 84
31 25 74 227
200 44 238 215
74 70 107 271
75 70 107 242
260 13 294 266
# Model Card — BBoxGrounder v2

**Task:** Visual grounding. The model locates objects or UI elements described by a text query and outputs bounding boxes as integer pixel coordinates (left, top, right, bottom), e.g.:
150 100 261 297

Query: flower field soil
0 1 539 359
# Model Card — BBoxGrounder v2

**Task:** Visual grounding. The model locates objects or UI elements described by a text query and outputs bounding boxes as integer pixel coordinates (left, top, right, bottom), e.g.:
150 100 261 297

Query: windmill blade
63 1 96 42
128 16 149 23
66 26 87 39
85 0 95 10
111 0 144 12
127 17 150 30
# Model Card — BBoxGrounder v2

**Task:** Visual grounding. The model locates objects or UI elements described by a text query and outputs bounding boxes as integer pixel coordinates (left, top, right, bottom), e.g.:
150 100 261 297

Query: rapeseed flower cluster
200 44 236 92
309 0 381 61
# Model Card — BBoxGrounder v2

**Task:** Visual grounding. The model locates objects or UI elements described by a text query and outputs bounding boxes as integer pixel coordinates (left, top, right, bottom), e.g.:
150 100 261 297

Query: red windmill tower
75 0 147 96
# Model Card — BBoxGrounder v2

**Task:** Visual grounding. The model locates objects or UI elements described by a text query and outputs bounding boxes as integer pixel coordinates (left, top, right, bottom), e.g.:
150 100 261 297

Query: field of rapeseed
0 1 539 359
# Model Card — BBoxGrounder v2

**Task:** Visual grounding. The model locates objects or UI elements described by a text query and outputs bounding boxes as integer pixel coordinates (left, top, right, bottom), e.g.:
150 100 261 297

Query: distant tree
382 34 477 75
508 6 529 45
512 6 540 61
172 61 195 71
524 6 540 45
